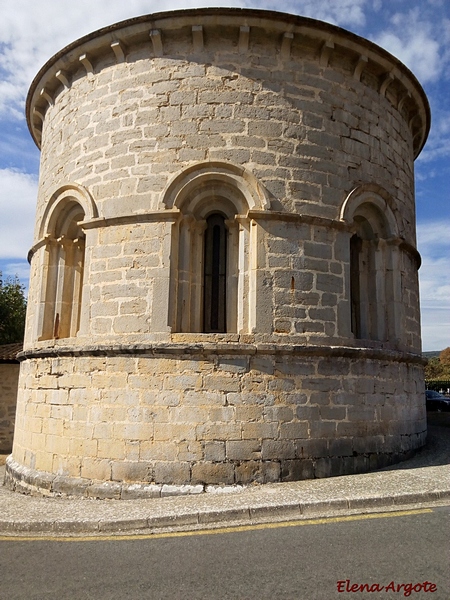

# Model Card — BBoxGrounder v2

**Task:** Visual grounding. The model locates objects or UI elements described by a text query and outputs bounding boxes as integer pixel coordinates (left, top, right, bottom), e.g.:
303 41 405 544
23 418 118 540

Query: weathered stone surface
8 8 428 494
0 362 19 452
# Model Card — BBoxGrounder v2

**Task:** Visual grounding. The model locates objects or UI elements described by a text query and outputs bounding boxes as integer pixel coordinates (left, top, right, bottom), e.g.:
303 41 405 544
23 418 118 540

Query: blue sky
0 0 448 351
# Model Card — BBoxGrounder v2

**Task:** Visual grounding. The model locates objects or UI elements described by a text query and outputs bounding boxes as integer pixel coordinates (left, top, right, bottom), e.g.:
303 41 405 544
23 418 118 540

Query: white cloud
418 110 450 164
2 0 447 119
372 7 444 83
0 169 37 259
0 0 376 118
421 307 450 352
241 0 368 27
417 220 450 249
0 259 30 296
0 260 30 281
417 220 450 351
376 31 440 82
0 0 244 118
0 122 40 172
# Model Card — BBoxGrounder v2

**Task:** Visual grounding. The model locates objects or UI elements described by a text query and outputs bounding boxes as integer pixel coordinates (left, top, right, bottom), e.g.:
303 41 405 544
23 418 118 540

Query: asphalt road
0 505 448 600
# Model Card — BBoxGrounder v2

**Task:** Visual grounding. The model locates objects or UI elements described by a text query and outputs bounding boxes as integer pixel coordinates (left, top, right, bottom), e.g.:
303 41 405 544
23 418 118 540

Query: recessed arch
37 185 93 341
39 183 98 239
161 161 271 213
167 162 265 334
340 183 400 238
343 185 402 344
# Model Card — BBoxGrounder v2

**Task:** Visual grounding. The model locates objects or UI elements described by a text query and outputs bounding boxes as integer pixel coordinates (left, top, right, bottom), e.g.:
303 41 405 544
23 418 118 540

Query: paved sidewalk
1 420 449 537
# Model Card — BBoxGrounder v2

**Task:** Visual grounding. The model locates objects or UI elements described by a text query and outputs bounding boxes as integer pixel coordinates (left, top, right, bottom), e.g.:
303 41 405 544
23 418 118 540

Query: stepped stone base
8 344 426 497
4 445 422 500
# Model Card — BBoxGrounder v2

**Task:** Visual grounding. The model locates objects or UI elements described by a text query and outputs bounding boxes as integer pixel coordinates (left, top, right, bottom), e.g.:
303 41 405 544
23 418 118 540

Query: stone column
225 218 239 333
236 216 250 334
337 229 353 339
70 236 85 337
150 218 179 334
387 238 403 348
39 237 58 340
177 214 195 333
374 238 387 342
190 218 207 333
248 218 272 335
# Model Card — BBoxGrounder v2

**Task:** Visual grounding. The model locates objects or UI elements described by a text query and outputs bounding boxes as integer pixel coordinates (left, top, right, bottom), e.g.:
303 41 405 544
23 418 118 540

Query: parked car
425 390 450 412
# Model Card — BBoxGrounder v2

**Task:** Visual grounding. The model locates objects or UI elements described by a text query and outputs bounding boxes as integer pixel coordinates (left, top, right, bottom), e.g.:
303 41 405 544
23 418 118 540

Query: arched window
350 217 378 340
349 203 393 342
341 185 407 347
171 201 239 335
203 214 227 333
163 162 272 336
40 201 86 340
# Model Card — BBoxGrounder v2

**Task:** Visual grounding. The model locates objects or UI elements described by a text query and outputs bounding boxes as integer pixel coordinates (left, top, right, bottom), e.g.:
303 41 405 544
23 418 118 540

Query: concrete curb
0 491 449 536
1 483 449 536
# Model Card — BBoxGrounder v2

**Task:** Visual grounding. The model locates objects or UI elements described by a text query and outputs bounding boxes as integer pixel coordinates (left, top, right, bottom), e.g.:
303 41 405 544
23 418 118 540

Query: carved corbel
239 26 250 53
320 40 334 67
192 25 203 52
280 32 294 60
398 91 411 114
111 41 126 63
40 88 53 107
149 30 163 57
409 114 420 130
79 53 94 75
413 128 424 148
33 107 45 123
380 72 395 97
353 55 368 81
55 70 70 89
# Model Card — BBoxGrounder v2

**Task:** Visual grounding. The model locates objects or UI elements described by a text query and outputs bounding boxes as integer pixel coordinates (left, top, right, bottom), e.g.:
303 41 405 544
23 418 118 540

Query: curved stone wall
7 346 425 497
8 9 429 496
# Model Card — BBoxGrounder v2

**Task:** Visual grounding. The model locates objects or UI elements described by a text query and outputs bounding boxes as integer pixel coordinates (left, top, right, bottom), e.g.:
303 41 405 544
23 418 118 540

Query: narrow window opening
203 214 227 333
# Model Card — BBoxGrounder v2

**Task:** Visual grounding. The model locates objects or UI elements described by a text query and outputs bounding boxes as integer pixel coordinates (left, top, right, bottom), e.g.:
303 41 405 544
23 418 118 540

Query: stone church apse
6 8 429 497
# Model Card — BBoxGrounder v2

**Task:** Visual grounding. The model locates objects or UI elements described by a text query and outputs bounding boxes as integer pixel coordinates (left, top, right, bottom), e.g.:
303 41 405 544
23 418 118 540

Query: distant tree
0 272 27 344
424 357 444 380
425 347 450 380
439 347 450 367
